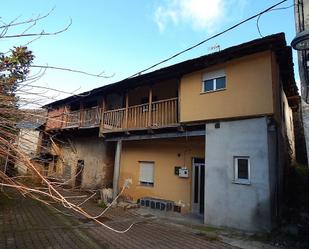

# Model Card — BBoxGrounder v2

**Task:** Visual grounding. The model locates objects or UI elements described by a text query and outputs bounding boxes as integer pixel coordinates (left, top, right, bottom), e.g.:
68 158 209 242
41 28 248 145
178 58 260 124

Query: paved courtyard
0 189 237 249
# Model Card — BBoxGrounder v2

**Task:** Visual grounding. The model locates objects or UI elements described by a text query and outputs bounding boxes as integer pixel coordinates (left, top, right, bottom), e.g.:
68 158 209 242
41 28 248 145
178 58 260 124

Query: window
234 157 250 184
202 70 226 93
139 161 154 186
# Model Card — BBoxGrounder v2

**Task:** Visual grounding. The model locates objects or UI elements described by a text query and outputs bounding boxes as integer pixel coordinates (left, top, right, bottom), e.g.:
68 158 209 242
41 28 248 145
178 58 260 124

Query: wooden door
75 160 84 188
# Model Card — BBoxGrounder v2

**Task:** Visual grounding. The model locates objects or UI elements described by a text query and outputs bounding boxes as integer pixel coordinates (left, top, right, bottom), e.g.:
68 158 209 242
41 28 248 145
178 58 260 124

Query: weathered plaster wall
54 134 114 189
205 117 272 231
46 106 66 130
118 136 204 213
282 89 296 162
16 129 40 174
267 124 279 226
180 51 274 122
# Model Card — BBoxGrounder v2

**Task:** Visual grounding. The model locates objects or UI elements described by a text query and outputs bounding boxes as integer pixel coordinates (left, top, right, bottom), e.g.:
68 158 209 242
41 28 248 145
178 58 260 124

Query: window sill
200 88 226 95
139 183 154 187
232 180 251 185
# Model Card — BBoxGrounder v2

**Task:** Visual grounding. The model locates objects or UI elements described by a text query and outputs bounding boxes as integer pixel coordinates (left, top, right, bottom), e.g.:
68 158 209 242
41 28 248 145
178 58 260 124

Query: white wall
16 129 40 174
204 117 272 231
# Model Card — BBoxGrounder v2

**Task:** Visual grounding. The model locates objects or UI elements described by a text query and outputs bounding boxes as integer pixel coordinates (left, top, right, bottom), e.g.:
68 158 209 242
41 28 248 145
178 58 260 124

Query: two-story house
41 33 298 231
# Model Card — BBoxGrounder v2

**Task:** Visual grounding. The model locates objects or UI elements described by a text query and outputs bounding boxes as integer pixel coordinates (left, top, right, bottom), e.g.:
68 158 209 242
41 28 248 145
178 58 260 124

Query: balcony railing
102 108 125 131
81 106 101 128
46 97 179 132
64 110 80 128
101 97 179 132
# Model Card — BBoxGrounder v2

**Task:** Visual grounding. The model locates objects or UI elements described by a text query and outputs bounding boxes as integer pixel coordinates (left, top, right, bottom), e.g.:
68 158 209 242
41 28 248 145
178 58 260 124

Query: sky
1 0 299 105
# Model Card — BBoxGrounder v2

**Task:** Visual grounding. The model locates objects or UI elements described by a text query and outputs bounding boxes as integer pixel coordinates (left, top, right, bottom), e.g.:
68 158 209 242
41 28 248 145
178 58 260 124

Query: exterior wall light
291 30 309 50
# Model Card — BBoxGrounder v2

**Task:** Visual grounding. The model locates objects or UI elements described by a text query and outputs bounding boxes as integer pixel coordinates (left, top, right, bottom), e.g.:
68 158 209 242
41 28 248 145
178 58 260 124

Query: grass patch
192 225 224 242
202 233 221 242
97 202 107 209
194 225 221 233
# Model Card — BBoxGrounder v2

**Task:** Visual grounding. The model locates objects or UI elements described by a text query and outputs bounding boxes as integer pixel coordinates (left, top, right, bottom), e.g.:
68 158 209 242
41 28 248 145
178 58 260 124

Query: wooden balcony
63 110 80 128
101 97 179 133
47 107 101 130
80 106 101 128
46 97 179 132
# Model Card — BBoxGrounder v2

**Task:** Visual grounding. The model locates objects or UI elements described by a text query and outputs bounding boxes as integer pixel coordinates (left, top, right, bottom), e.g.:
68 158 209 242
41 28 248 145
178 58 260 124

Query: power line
257 3 296 38
127 0 288 79
45 0 289 107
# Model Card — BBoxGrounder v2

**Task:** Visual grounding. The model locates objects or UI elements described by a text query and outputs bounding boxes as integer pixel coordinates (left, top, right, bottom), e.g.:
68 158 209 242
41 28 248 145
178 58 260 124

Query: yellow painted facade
118 136 204 213
179 51 274 122
118 50 285 213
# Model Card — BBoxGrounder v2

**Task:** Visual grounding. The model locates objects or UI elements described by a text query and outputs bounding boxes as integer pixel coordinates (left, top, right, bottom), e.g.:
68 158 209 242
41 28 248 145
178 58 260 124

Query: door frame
191 157 205 215
75 159 84 188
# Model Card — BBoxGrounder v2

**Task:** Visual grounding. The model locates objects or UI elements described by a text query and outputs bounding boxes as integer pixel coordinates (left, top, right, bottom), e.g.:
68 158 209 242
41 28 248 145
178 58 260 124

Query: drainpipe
112 140 122 199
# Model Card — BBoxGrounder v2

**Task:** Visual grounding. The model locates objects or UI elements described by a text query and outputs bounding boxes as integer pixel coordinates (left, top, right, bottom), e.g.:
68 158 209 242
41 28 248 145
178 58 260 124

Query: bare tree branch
31 64 114 78
0 18 72 39
0 7 55 29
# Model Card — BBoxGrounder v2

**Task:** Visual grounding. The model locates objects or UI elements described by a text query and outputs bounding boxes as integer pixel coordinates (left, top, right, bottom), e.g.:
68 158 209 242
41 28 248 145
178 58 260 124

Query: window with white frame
202 69 226 92
234 157 250 184
139 161 154 186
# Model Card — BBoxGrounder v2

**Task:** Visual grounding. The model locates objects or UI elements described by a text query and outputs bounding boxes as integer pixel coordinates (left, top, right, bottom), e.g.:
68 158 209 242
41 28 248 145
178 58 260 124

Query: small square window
202 69 226 93
234 157 250 184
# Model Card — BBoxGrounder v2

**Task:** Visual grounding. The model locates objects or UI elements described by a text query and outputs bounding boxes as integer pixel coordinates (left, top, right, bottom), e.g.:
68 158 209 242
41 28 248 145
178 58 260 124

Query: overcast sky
1 0 298 105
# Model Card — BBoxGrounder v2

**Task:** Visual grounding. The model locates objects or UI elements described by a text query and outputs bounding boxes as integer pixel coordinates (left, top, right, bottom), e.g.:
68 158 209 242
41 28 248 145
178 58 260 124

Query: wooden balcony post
60 111 64 129
62 106 68 128
148 87 152 127
125 92 129 129
177 79 181 123
101 97 106 130
79 102 84 127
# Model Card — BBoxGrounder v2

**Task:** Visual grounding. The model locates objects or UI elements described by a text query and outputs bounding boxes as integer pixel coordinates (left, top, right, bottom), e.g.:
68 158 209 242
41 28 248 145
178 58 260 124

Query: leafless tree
0 9 134 233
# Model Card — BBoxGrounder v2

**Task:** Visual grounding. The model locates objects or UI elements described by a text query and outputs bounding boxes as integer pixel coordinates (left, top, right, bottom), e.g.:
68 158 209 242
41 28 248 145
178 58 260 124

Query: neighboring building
293 0 309 166
15 109 46 175
41 33 298 231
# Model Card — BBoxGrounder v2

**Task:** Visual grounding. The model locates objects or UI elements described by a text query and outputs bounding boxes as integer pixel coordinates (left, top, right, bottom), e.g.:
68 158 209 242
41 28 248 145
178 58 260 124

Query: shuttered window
202 69 226 93
139 161 154 186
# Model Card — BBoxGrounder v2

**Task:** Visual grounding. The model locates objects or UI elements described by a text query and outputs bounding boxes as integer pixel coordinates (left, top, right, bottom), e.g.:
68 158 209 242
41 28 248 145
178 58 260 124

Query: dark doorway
75 160 84 188
192 158 205 215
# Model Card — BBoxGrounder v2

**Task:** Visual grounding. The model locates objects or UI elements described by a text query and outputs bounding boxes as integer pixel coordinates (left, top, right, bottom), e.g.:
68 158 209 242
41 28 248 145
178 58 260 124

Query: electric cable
126 0 288 79
47 0 289 108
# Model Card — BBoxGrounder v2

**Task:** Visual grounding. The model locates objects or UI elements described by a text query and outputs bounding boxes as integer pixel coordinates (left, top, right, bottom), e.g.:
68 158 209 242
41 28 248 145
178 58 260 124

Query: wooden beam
177 79 181 123
148 87 152 127
125 92 129 129
100 97 106 131
79 102 84 127
62 106 68 128
105 130 205 141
